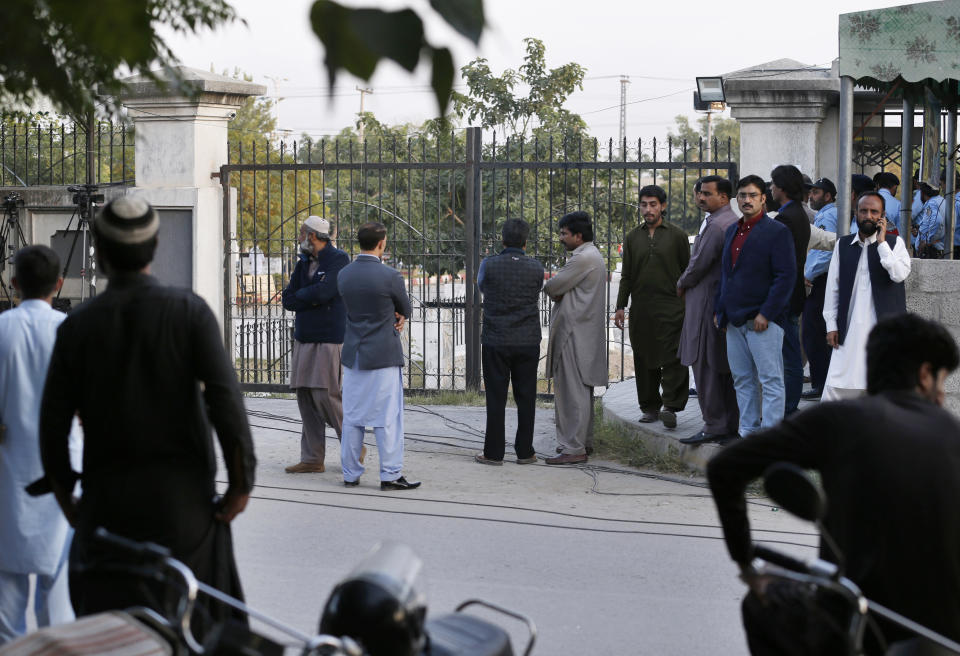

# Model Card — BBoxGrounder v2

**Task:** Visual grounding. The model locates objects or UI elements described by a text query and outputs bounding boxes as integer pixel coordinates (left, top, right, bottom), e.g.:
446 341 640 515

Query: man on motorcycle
708 313 960 654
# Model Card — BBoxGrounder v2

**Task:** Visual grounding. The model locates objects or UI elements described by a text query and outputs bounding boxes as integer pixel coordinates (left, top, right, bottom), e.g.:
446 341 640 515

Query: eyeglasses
737 192 761 200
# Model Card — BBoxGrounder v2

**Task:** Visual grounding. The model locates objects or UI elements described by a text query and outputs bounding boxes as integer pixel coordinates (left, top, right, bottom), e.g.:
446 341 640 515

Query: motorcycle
0 529 535 656
751 462 960 656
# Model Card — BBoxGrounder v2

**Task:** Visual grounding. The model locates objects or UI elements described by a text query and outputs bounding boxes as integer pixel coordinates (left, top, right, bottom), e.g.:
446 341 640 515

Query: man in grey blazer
336 222 420 490
677 176 741 445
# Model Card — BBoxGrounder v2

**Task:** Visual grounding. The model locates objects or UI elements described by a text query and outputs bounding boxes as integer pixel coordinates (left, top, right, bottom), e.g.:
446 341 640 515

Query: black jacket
282 245 350 344
478 247 544 346
39 273 255 613
774 200 811 316
707 391 960 645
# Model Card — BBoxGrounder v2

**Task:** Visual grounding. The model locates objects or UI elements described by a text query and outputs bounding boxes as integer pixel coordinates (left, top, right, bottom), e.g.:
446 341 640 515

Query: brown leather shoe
557 446 593 455
516 456 538 465
544 453 588 465
475 453 504 466
285 462 325 473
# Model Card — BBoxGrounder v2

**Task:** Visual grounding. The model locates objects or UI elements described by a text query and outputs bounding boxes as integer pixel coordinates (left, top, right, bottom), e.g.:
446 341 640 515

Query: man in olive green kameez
614 185 691 428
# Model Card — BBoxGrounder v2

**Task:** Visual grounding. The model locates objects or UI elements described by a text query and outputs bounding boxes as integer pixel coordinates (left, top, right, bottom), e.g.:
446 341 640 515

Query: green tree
668 114 740 164
659 113 741 234
452 38 587 138
2 0 238 118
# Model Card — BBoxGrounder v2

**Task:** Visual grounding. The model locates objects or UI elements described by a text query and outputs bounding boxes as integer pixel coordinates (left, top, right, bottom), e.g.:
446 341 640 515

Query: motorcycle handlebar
95 528 172 560
752 544 812 573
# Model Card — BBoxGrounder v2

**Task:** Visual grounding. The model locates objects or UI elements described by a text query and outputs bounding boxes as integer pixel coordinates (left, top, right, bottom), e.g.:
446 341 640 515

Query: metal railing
0 118 134 187
221 128 737 393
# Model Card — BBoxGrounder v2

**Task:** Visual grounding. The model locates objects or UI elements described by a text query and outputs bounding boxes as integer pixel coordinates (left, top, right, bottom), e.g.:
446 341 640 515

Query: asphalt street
225 397 817 655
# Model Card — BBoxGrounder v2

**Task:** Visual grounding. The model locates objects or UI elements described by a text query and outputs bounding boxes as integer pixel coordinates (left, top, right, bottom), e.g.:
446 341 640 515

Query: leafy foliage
0 115 133 186
452 38 587 138
661 113 741 234
309 0 484 115
0 0 239 118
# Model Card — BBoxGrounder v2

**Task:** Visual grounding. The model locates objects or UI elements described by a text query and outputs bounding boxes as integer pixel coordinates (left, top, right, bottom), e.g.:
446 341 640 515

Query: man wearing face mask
281 216 351 473
822 192 910 401
614 185 690 429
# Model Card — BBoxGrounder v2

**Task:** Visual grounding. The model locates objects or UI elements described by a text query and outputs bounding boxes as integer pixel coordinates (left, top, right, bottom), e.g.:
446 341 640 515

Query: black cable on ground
245 493 817 550
219 479 815 537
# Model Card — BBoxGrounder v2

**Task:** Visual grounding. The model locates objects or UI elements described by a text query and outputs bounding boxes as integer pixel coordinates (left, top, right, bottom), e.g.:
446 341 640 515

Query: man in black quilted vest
822 191 911 400
475 219 545 466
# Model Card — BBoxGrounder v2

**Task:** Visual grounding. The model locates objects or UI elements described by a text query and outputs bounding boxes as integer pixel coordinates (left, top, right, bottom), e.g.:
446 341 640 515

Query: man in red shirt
714 175 796 438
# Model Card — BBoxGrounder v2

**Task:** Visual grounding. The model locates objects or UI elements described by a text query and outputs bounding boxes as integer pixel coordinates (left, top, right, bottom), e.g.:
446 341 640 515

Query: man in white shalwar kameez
823 192 911 400
0 246 81 644
336 222 420 491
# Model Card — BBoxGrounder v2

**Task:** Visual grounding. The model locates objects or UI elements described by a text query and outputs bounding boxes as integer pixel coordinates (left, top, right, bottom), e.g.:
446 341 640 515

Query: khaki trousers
553 340 595 456
297 387 343 464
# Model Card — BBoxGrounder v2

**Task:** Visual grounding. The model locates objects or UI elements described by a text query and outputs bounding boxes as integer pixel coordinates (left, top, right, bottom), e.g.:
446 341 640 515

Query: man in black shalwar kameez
39 196 256 625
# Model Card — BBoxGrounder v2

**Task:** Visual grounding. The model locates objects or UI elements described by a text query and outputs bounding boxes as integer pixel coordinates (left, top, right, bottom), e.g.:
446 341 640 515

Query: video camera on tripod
0 192 26 309
53 184 105 304
66 184 105 220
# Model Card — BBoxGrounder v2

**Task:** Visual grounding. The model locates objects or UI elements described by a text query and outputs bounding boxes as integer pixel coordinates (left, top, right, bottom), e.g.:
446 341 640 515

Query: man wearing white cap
281 216 351 473
38 195 255 625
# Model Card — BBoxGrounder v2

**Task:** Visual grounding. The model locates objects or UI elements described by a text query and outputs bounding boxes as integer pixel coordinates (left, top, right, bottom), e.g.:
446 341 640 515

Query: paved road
227 398 816 655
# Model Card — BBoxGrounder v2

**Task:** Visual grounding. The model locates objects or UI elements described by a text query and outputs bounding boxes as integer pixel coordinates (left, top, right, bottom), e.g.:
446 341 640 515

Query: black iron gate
221 127 737 394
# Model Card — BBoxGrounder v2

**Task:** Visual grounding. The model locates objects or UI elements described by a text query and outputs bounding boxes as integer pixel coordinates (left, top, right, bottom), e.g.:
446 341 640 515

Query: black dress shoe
800 388 822 400
343 479 359 487
679 431 726 445
715 435 741 446
381 476 421 491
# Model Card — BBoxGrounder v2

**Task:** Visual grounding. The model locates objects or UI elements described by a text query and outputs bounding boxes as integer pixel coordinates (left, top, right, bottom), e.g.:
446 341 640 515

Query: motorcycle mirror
319 542 427 656
763 462 826 522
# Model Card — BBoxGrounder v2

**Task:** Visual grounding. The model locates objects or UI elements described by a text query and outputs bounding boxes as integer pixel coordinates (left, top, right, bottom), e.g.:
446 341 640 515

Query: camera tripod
0 193 27 306
57 184 105 303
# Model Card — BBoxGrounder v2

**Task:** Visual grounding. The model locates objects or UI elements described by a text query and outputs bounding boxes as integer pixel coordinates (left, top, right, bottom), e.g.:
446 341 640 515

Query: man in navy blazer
336 222 419 491
281 216 349 474
715 175 796 438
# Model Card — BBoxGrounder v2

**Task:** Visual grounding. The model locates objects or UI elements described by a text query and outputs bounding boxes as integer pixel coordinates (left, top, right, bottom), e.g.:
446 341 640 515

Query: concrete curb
600 380 721 474
601 378 822 475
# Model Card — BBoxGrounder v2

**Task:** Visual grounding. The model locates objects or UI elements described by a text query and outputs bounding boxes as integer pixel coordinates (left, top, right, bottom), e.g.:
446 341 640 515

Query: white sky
161 0 913 140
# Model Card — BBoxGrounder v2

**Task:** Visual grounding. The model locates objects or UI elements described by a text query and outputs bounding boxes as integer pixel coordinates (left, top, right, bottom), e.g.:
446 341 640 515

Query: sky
160 0 913 141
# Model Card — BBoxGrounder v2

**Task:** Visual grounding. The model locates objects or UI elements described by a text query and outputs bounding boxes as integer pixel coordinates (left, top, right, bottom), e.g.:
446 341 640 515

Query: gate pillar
119 67 265 331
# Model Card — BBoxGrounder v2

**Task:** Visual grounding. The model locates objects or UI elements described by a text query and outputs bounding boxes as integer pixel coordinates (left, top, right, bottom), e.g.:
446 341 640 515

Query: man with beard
822 192 910 400
614 185 690 428
676 176 740 445
802 178 838 400
281 216 350 474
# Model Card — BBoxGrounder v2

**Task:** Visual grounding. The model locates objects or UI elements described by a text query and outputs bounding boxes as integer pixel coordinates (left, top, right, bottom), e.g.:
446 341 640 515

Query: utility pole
618 75 630 157
357 86 374 142
264 75 287 139
705 108 713 162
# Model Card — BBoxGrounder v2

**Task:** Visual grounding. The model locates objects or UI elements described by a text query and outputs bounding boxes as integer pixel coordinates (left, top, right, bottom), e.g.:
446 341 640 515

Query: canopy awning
839 0 960 102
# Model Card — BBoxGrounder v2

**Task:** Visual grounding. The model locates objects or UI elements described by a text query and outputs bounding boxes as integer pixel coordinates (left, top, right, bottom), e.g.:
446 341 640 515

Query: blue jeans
726 321 785 437
782 314 802 415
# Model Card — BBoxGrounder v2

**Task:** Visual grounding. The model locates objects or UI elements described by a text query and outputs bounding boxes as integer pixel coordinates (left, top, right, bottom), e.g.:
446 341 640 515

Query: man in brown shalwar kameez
614 185 690 429
282 216 351 473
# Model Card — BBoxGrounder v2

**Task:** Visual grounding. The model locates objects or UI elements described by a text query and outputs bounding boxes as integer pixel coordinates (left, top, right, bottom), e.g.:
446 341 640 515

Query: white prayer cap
93 196 159 244
303 215 330 238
